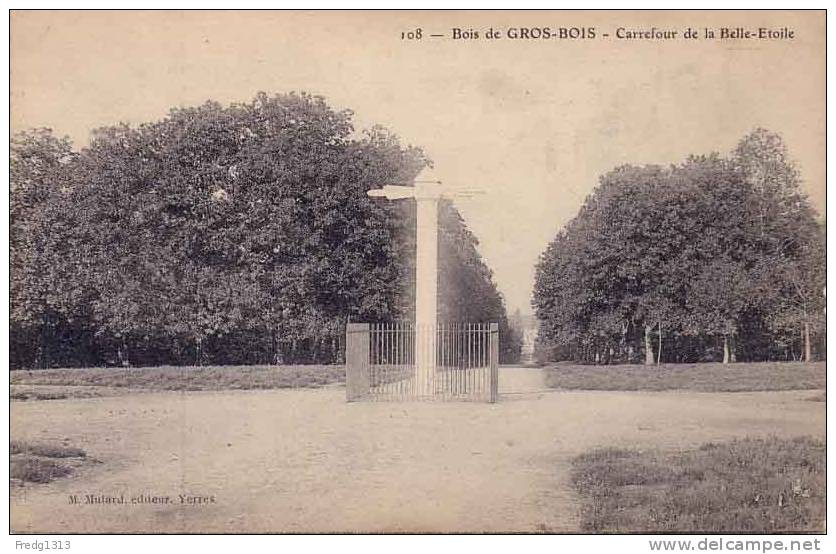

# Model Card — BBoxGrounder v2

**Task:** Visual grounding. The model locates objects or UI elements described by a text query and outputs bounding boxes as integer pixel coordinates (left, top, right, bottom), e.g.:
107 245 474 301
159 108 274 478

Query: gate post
489 322 499 403
345 323 370 402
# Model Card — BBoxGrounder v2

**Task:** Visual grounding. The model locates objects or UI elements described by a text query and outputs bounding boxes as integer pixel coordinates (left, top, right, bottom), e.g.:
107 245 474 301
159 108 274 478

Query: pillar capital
414 181 443 200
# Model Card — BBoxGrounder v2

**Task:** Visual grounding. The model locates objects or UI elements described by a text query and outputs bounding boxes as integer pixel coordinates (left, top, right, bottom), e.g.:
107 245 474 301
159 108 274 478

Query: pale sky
11 11 825 315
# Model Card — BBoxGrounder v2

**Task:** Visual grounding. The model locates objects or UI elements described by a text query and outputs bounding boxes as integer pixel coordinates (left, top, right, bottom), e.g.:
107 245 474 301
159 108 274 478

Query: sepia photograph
7 8 827 540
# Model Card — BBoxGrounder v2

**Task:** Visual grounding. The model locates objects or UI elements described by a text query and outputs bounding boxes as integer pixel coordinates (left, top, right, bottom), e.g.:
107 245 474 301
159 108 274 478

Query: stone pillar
345 323 370 401
414 184 440 396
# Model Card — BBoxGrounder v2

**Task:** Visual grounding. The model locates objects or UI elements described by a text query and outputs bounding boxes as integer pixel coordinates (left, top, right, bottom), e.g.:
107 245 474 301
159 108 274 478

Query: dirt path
11 368 825 533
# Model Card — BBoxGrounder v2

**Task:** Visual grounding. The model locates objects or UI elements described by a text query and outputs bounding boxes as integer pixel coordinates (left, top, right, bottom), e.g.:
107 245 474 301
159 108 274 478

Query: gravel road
11 368 825 533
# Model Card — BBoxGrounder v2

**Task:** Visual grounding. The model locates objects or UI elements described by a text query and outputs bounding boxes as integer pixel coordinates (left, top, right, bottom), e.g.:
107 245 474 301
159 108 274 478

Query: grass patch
11 440 86 458
10 457 74 484
571 436 826 533
10 364 345 392
10 390 69 401
10 440 88 486
545 361 825 392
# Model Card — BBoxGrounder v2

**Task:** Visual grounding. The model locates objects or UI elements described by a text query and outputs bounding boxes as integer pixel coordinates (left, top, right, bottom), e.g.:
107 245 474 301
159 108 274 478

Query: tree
765 223 825 361
10 92 515 368
534 164 691 365
533 130 824 365
10 129 85 367
62 93 427 365
732 129 824 361
438 200 521 363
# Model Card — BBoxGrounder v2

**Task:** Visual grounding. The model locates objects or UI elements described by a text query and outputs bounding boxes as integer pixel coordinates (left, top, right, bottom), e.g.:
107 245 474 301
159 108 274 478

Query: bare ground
10 368 825 533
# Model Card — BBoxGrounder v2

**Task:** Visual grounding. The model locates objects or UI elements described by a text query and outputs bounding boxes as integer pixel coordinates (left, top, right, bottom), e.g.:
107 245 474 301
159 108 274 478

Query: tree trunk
120 336 130 367
723 335 731 364
804 321 812 362
36 335 46 369
331 335 340 364
656 320 663 365
37 313 50 369
730 335 737 363
272 329 282 365
117 336 129 367
195 337 203 366
644 325 655 365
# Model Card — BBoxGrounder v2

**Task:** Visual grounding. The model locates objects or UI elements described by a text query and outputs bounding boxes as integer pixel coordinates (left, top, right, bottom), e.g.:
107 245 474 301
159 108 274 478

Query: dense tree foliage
438 201 522 363
533 130 824 364
11 92 520 368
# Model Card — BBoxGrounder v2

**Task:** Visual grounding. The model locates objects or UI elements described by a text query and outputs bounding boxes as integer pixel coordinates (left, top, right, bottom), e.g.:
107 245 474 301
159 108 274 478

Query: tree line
11 92 521 369
533 130 825 365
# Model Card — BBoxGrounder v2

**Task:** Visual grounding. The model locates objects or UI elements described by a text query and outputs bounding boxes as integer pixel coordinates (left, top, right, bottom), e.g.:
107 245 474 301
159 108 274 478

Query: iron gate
345 322 499 402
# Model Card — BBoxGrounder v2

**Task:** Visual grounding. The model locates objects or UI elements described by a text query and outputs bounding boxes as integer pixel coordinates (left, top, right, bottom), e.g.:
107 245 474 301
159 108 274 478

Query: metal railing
346 322 499 402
